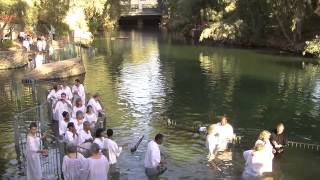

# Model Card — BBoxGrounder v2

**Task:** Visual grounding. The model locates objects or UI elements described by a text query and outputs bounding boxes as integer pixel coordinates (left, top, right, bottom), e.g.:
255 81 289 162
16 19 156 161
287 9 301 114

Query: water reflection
1 30 320 179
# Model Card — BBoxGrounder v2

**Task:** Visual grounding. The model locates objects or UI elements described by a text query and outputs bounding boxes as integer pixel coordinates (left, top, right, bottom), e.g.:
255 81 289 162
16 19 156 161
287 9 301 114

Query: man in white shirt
87 94 104 116
216 116 234 151
104 129 122 178
144 133 167 177
72 79 85 105
53 93 72 121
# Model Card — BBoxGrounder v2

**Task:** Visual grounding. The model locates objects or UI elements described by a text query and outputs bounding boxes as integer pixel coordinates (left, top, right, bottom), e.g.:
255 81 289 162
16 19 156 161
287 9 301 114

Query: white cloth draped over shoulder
216 122 234 151
206 134 219 155
104 138 122 165
87 98 102 116
62 153 88 180
87 155 109 180
70 118 84 133
26 135 42 180
53 100 72 121
255 140 274 173
72 84 85 104
78 130 93 152
242 149 269 179
144 140 161 168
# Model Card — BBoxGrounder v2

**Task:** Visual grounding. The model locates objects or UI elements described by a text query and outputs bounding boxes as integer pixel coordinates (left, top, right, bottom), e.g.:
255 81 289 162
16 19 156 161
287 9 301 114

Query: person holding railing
62 143 88 180
26 122 48 180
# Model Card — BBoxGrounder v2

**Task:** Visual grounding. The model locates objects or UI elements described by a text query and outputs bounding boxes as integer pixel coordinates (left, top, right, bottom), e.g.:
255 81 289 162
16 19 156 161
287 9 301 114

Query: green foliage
0 40 13 50
304 36 320 57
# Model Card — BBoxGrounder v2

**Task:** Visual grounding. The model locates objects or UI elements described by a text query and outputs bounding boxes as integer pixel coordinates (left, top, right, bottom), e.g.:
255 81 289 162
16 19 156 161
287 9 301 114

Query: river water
1 29 320 179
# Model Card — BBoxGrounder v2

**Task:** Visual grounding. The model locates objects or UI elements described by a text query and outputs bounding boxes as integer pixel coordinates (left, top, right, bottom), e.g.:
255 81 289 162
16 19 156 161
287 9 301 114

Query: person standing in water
216 115 234 151
26 122 48 180
270 123 288 154
144 133 167 178
206 124 219 161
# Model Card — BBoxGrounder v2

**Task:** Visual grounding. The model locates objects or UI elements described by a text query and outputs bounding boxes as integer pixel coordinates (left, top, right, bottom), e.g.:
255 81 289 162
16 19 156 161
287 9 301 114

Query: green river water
1 29 320 179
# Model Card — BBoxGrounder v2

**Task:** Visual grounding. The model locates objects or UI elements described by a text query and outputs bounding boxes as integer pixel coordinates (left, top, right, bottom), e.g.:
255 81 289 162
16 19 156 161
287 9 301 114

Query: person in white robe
71 111 85 133
206 124 219 161
216 116 234 151
144 133 167 177
62 143 88 180
72 79 85 105
85 105 97 128
61 82 73 100
72 98 86 119
104 129 122 177
59 111 71 136
78 121 94 155
53 93 72 121
41 36 47 51
65 122 80 145
87 143 110 180
26 122 48 180
36 37 42 52
23 38 30 52
47 84 62 106
242 143 269 179
87 94 104 116
35 53 44 68
93 128 106 151
255 130 274 173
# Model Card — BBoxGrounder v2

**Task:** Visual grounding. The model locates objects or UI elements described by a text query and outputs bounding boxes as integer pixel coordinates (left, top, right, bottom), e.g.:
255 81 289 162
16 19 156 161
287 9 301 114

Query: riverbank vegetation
0 0 129 41
160 0 320 57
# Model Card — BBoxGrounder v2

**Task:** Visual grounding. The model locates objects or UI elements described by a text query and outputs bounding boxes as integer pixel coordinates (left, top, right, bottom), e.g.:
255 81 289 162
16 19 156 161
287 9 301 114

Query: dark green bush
0 40 13 50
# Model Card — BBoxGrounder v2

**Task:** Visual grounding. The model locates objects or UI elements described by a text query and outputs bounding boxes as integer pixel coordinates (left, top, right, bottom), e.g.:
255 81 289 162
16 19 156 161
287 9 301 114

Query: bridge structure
119 0 162 27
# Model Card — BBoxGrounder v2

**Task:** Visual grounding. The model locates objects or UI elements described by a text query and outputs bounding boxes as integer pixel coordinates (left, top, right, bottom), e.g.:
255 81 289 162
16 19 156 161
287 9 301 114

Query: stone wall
0 50 28 70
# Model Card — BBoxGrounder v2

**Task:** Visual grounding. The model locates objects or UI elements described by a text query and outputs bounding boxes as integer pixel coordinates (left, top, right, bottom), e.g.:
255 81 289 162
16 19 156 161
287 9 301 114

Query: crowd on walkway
18 31 54 68
25 79 288 180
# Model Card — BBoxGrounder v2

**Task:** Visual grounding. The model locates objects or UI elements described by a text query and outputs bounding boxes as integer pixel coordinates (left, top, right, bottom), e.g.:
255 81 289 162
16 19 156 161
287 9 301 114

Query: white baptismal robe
61 86 73 100
47 89 62 105
104 138 122 165
26 135 42 180
144 140 161 168
87 155 109 180
72 105 86 119
216 123 234 151
93 137 106 150
87 98 102 116
59 120 69 136
65 131 80 145
53 100 72 121
206 134 219 155
243 150 269 178
62 153 88 180
70 118 84 133
255 140 274 173
72 84 85 104
85 113 97 124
